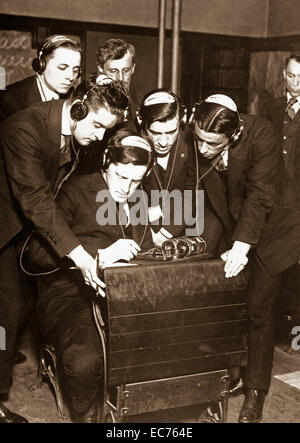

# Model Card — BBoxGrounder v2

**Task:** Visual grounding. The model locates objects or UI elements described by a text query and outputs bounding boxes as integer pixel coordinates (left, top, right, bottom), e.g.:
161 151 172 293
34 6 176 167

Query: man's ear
283 69 287 80
132 63 136 75
98 66 104 73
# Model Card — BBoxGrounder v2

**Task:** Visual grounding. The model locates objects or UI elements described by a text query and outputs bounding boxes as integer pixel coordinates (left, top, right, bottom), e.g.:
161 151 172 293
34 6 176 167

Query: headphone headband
190 94 244 146
39 35 78 56
120 135 152 152
205 94 238 112
143 91 176 107
137 90 187 129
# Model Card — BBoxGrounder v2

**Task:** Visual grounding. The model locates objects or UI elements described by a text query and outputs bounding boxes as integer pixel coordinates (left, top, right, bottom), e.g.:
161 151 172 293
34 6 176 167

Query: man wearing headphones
137 89 196 246
191 94 280 277
0 76 127 422
191 94 300 423
0 34 81 423
0 34 82 120
36 127 154 422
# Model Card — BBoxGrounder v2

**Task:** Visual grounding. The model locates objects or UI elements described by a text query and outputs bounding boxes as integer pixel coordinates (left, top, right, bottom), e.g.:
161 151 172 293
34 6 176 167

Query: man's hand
221 241 251 278
68 245 106 296
98 239 141 265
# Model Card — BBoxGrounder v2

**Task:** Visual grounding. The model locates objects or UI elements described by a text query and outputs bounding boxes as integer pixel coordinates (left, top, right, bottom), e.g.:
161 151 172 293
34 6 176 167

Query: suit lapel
25 75 42 106
32 75 43 103
199 161 233 233
130 188 149 246
285 104 300 180
97 173 125 239
228 122 249 207
45 100 64 189
274 96 286 139
161 130 187 190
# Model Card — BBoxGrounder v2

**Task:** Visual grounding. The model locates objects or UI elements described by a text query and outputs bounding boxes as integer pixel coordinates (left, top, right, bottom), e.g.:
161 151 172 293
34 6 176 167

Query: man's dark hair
71 76 128 118
194 101 239 138
286 53 300 67
103 127 154 174
96 39 135 68
32 34 82 74
138 88 183 131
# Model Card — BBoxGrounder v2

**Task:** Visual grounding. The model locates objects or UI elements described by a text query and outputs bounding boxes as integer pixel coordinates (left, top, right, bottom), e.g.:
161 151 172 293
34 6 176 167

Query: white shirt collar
61 102 72 136
287 91 300 104
36 75 59 101
60 102 72 150
156 153 170 170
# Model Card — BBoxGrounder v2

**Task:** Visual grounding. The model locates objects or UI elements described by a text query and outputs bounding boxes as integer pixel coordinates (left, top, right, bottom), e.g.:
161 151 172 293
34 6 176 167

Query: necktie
60 135 72 164
286 97 298 120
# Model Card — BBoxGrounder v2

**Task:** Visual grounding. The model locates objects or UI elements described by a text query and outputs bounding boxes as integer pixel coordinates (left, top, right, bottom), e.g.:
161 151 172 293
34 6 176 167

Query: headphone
32 35 81 76
136 90 188 129
70 74 114 121
189 94 244 146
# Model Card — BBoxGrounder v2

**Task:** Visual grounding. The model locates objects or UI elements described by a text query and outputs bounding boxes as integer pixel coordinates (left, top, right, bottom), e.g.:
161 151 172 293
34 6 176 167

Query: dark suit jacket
261 95 300 184
257 96 300 274
127 84 141 125
199 114 280 255
0 75 41 121
56 172 154 257
0 100 80 257
142 127 196 237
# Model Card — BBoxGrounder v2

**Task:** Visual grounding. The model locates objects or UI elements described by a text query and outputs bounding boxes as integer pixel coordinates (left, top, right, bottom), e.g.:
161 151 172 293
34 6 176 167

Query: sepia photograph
0 0 299 426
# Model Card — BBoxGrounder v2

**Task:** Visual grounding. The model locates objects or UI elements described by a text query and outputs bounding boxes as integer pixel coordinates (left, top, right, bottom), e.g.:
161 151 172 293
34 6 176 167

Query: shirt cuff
67 244 85 263
160 227 173 239
232 240 251 256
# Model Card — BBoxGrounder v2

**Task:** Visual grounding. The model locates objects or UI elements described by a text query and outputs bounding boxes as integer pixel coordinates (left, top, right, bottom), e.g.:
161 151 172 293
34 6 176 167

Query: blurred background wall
1 0 300 112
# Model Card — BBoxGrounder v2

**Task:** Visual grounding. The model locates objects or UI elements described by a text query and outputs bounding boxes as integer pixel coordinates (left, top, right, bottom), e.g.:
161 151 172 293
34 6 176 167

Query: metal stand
32 344 66 419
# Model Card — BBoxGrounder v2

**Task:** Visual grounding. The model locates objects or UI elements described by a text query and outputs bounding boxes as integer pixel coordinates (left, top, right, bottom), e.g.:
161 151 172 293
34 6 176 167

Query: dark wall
0 14 174 104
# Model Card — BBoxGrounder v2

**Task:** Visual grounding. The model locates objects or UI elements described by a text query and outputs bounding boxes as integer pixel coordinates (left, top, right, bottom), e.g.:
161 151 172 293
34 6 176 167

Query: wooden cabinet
99 258 248 422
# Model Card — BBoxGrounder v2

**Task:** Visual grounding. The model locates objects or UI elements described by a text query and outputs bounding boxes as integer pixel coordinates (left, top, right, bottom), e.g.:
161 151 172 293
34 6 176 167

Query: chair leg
43 346 66 419
46 363 65 419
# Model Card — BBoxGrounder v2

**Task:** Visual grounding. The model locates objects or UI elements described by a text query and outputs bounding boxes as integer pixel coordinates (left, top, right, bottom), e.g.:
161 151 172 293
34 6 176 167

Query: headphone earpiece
229 122 244 145
70 94 89 121
102 148 109 170
32 50 46 75
136 109 142 128
188 103 199 128
123 108 129 122
180 105 188 128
